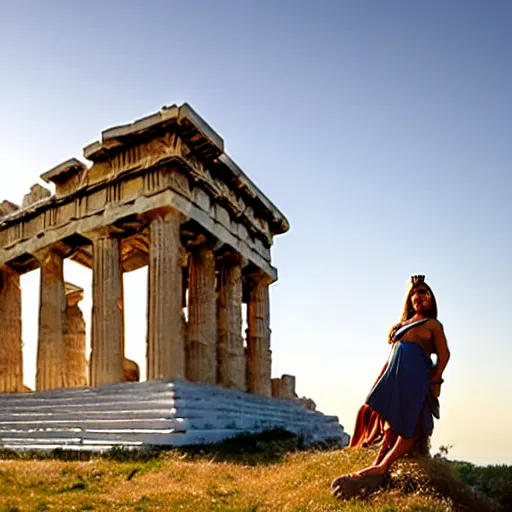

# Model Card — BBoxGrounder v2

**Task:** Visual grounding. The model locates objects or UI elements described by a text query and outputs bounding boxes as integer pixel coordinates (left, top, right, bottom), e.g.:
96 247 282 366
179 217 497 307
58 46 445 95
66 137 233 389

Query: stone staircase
0 380 349 452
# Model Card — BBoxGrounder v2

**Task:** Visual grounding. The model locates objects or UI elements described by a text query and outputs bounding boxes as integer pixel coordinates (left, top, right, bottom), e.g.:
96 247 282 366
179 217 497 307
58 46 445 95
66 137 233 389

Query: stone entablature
0 104 287 280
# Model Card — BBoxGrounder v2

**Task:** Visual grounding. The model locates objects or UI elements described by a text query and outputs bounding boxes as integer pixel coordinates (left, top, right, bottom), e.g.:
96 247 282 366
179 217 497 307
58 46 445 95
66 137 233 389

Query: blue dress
365 340 438 440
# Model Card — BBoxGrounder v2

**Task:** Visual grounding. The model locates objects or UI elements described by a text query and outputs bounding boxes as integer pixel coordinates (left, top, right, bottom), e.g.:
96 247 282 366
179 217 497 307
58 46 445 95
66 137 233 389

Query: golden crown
410 275 425 286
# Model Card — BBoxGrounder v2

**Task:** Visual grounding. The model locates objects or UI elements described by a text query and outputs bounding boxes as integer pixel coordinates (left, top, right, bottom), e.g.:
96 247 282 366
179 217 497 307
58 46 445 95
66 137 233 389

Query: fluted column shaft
90 229 124 386
216 255 245 390
186 245 216 384
63 288 87 387
36 249 66 391
147 208 185 380
0 267 23 392
246 273 272 396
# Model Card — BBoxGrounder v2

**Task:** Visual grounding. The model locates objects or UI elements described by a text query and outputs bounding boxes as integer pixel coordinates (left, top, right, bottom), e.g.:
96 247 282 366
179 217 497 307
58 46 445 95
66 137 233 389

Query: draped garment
365 341 438 440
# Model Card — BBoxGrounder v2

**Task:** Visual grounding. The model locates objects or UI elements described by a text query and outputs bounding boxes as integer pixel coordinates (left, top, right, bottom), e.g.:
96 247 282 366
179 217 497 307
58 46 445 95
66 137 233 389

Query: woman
331 275 450 498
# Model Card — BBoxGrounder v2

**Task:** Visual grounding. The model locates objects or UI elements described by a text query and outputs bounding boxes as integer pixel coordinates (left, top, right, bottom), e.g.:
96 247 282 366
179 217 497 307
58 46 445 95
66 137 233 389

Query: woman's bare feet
331 462 389 491
330 473 357 490
355 463 388 478
331 471 386 499
330 474 365 499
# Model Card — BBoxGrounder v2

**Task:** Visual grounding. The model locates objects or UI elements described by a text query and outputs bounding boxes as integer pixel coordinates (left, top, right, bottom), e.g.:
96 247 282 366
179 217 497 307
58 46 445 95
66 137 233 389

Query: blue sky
1 0 511 465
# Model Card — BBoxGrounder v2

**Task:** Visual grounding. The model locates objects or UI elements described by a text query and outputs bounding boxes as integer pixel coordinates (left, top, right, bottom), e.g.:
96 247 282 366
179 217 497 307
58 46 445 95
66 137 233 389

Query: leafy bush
452 461 512 511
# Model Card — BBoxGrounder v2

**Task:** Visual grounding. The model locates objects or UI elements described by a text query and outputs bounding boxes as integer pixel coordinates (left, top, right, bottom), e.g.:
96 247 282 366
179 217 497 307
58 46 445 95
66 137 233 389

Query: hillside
0 433 505 512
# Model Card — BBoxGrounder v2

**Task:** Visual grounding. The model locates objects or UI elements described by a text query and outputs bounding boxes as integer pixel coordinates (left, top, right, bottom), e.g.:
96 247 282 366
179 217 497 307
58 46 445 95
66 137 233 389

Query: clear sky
0 0 511 465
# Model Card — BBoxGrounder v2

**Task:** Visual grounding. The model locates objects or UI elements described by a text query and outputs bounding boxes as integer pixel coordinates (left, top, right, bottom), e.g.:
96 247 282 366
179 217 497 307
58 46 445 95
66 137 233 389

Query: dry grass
0 442 500 512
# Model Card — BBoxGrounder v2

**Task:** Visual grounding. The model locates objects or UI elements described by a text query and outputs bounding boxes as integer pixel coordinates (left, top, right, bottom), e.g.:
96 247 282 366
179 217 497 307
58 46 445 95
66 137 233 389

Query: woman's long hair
388 275 438 343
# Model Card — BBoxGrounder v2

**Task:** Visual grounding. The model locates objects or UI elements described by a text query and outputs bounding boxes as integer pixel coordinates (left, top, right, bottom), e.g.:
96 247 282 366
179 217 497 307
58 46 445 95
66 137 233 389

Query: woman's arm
430 320 450 397
431 320 450 380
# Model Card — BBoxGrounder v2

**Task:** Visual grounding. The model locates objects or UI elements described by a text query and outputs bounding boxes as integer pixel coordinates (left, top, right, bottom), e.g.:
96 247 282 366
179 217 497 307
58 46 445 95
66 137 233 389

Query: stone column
216 253 245 390
0 266 23 392
36 248 66 391
63 283 87 388
246 271 272 396
281 374 297 399
89 227 124 386
271 378 283 398
272 376 298 400
186 243 216 384
146 207 185 380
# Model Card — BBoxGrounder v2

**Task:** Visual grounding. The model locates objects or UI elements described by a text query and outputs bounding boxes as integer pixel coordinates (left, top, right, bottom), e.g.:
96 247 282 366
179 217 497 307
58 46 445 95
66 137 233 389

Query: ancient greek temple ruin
0 104 348 450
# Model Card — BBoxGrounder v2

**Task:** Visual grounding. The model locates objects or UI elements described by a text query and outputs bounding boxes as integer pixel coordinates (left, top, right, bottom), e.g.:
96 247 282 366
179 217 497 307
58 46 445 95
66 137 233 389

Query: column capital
141 206 184 223
0 264 20 292
85 225 125 242
65 282 84 307
32 246 66 266
246 267 273 287
187 232 217 251
216 250 245 267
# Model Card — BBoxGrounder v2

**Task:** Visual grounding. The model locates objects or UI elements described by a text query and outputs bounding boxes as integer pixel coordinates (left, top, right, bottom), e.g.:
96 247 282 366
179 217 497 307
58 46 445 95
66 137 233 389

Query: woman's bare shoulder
426 318 444 329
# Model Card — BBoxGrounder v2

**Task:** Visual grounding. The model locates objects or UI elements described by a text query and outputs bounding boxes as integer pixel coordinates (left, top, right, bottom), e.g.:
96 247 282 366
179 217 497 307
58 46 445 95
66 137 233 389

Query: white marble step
0 416 342 437
0 379 320 412
0 401 338 426
0 380 350 452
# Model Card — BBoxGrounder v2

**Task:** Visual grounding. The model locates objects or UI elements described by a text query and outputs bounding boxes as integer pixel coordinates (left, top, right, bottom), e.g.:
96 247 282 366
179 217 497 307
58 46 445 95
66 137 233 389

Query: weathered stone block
22 184 51 209
0 200 19 218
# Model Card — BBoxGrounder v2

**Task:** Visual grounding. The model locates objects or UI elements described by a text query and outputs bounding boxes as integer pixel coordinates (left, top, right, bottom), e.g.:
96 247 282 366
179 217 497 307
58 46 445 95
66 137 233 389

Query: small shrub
453 461 512 511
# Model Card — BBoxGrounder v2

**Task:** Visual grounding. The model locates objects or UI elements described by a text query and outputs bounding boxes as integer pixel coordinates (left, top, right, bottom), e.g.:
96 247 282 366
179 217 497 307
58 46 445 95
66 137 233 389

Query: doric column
271 378 283 398
146 207 185 380
89 227 124 386
63 283 87 388
246 271 272 396
281 374 297 400
36 248 66 391
186 242 216 384
0 266 23 392
216 253 245 390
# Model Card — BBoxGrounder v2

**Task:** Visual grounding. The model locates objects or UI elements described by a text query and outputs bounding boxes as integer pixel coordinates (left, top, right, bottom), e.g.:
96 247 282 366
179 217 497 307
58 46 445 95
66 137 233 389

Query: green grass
0 432 506 512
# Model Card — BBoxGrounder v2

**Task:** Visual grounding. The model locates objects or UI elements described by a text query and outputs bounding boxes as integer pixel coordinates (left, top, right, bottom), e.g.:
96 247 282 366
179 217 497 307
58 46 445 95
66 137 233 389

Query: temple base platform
0 380 349 452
